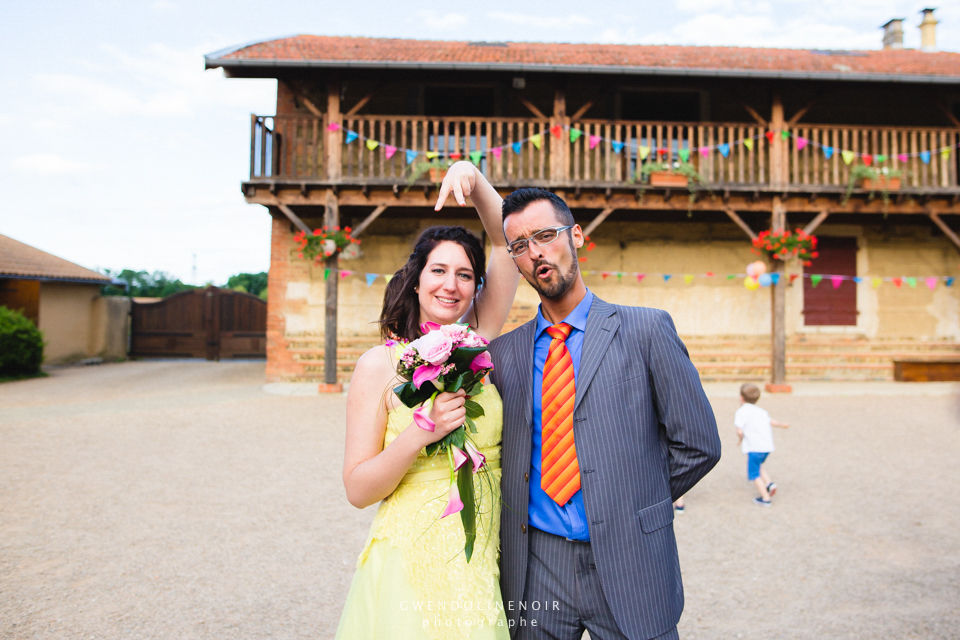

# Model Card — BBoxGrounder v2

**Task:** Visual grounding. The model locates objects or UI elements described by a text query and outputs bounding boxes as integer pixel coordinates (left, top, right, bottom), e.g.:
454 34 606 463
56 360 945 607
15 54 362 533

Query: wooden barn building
205 12 960 386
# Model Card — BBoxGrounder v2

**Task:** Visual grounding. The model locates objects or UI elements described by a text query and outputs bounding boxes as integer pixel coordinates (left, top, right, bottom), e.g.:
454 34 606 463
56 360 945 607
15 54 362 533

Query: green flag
781 130 790 140
569 128 583 143
811 274 823 288
469 150 483 165
906 277 917 288
679 148 690 162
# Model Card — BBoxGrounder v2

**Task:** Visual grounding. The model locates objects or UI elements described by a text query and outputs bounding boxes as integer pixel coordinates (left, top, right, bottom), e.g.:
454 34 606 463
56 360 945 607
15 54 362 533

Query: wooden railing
250 113 960 190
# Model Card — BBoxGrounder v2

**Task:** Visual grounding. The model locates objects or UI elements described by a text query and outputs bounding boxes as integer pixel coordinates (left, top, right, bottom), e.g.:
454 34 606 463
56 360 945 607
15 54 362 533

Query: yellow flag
384 274 393 284
841 150 855 165
872 277 882 288
743 139 754 151
684 274 695 285
366 139 379 151
942 148 951 159
425 151 439 160
530 134 542 150
639 145 650 160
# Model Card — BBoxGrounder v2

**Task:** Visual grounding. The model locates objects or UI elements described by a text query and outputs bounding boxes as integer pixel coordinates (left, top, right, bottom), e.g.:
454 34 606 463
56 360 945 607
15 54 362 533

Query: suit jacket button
521 524 527 534
524 472 529 482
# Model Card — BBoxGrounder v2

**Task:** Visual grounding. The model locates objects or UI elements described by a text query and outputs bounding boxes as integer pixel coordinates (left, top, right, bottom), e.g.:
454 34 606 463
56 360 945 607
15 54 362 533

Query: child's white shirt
735 403 775 454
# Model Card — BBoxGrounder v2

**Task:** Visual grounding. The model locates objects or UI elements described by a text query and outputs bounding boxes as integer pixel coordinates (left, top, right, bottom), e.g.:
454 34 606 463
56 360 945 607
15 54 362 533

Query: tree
227 272 268 299
100 269 196 298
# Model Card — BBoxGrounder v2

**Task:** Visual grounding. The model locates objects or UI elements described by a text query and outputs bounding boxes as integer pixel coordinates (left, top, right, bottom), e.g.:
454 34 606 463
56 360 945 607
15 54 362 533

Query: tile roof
207 35 960 83
0 234 112 284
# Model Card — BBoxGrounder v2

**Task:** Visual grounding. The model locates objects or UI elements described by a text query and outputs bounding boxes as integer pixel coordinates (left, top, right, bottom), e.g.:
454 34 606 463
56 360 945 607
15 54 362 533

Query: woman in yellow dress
337 162 519 640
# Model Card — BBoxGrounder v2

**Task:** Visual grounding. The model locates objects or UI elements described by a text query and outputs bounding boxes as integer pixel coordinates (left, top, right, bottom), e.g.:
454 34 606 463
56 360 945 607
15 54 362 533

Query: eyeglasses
506 225 575 258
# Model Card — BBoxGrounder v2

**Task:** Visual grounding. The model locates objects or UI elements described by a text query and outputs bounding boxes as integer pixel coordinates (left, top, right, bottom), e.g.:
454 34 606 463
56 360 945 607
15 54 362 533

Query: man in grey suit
487 188 722 640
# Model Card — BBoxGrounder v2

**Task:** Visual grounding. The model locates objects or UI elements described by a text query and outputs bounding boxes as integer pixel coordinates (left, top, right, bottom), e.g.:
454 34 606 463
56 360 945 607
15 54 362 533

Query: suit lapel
513 319 536 428
575 297 619 412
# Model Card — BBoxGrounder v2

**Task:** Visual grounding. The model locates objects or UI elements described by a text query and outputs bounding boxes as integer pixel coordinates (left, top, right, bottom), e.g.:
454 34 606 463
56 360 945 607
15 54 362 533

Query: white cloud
488 11 593 30
419 10 468 30
11 154 92 175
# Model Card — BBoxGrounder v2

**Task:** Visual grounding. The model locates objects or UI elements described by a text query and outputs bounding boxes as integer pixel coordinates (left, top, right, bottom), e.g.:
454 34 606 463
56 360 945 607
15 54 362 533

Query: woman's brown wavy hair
379 226 486 343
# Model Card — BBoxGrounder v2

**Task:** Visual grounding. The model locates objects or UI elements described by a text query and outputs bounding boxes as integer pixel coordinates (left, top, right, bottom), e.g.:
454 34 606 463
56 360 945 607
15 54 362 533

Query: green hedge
0 306 44 375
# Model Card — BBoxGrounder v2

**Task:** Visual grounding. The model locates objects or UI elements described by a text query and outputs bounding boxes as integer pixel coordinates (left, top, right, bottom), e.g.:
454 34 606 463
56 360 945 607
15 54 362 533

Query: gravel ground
1 362 958 640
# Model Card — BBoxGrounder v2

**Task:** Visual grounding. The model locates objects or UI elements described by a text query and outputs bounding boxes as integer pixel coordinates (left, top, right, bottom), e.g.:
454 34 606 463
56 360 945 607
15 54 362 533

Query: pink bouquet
391 322 495 562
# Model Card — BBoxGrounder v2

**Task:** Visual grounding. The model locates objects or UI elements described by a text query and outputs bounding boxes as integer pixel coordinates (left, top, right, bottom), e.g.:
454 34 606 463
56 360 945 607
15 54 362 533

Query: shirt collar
535 289 594 340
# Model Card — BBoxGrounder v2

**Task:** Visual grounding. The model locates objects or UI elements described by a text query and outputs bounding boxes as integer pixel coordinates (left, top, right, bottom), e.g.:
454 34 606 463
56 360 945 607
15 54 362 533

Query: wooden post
550 90 568 183
325 78 342 182
768 197 790 392
321 189 342 392
770 94 785 188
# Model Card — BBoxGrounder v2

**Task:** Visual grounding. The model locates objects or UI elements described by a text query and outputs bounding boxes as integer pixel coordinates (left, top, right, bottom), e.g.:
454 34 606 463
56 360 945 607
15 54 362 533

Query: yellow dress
335 384 510 640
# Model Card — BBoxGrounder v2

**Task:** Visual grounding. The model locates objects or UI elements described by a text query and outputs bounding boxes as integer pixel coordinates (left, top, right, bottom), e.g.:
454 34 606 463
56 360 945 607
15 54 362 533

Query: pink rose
469 351 494 374
410 330 455 365
461 331 489 348
440 323 469 343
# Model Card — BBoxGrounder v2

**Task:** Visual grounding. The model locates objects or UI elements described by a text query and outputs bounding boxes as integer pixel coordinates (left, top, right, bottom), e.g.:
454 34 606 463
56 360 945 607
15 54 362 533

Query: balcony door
803 237 858 326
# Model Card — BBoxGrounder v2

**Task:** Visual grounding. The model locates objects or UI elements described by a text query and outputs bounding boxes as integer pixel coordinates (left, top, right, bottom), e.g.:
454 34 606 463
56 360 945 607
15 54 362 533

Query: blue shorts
747 452 770 481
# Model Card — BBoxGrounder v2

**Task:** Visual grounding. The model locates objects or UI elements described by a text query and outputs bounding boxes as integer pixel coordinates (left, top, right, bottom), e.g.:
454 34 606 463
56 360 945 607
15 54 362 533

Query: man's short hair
740 383 761 404
501 188 575 227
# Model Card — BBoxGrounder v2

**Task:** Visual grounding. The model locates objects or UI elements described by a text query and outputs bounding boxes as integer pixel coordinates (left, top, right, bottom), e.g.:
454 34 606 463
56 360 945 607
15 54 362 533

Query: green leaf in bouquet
448 347 487 374
424 441 442 457
464 399 484 419
447 372 466 393
457 465 477 562
464 415 477 434
394 381 434 408
447 426 466 449
466 382 483 397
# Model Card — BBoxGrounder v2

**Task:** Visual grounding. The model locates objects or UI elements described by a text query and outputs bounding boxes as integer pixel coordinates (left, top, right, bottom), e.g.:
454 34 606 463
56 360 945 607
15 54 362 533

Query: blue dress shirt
529 289 594 541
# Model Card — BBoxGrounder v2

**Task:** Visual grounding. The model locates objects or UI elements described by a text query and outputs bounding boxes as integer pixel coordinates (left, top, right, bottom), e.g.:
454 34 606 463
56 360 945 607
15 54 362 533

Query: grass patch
0 371 48 383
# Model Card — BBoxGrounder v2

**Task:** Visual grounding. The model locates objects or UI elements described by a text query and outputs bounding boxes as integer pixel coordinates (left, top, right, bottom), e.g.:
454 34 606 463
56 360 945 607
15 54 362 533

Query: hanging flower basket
293 226 361 264
648 171 689 187
860 176 901 191
752 229 818 266
429 167 448 184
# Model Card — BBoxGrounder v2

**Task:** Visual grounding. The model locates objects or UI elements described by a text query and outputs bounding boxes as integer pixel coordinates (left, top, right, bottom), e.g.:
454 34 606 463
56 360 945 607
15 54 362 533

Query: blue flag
770 273 780 285
365 273 377 287
663 274 672 282
405 149 418 164
345 130 358 144
718 143 730 158
823 146 834 159
512 142 522 155
611 141 624 154
947 277 955 287
853 276 863 284
921 150 931 164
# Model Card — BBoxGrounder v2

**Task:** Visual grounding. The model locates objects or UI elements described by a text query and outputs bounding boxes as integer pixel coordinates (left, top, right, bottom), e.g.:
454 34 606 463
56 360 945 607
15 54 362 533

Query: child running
735 383 789 507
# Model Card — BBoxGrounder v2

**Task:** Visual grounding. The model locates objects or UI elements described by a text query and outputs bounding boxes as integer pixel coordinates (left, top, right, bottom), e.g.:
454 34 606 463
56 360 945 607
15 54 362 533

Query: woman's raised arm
435 161 519 342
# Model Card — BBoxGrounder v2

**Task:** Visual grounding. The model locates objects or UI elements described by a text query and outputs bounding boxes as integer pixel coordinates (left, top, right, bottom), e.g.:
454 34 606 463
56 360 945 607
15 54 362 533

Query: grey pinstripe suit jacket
488 297 721 640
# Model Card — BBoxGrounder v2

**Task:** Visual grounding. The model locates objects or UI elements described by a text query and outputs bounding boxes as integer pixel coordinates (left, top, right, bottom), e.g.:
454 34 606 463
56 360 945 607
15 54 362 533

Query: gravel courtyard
1 361 958 640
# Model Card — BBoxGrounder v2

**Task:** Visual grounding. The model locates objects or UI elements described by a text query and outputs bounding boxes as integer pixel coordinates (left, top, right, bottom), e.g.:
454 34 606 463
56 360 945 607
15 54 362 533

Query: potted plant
293 226 361 263
636 161 709 213
843 165 903 205
406 157 452 186
752 229 818 266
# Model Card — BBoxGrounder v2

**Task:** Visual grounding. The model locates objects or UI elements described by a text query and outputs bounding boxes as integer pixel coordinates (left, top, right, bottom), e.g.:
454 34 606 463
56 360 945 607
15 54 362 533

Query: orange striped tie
541 323 580 506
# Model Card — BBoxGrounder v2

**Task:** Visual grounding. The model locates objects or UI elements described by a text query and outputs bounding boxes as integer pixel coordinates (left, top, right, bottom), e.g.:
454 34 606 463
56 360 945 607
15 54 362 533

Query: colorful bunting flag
449 151 462 160
426 151 439 160
831 276 843 289
639 145 651 160
550 125 563 139
366 273 377 286
920 151 931 164
743 139 754 151
611 141 624 154
872 277 882 288
897 153 908 162
823 146 834 159
781 131 790 140
811 274 823 287
636 274 646 283
770 273 780 285
875 154 886 163
906 277 917 288
491 147 503 160
684 274 695 284
405 149 418 164
853 277 863 284
663 274 672 282
699 146 710 158
893 277 902 288
947 277 955 287
512 142 522 155
589 135 601 150
469 150 483 165
570 128 583 143
384 274 393 284
718 143 730 158
529 134 542 150
366 139 379 151
345 131 358 144
324 268 330 281
842 150 855 165
326 122 342 132
340 270 353 279
926 277 937 290
765 131 775 143
676 148 689 162
789 274 800 284
384 145 397 159
727 274 736 280
942 148 952 159
862 154 873 166
601 272 610 280
796 137 808 150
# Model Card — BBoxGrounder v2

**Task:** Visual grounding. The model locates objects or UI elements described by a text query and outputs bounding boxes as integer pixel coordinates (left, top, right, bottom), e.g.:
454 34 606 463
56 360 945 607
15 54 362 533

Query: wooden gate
130 286 266 359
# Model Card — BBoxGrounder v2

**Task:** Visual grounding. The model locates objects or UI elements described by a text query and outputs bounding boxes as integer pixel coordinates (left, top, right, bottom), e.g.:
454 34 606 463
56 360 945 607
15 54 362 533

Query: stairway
285 334 960 383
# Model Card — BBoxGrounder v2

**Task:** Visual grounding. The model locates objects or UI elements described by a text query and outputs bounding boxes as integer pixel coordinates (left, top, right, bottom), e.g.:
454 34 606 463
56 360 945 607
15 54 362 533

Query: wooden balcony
246 113 960 206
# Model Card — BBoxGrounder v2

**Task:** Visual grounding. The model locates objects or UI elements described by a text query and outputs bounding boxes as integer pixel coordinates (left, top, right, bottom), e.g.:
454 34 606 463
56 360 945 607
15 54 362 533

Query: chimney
920 8 938 52
881 18 905 49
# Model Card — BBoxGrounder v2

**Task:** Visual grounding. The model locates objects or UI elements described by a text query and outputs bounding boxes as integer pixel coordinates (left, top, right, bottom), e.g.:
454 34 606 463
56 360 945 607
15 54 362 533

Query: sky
2 0 959 284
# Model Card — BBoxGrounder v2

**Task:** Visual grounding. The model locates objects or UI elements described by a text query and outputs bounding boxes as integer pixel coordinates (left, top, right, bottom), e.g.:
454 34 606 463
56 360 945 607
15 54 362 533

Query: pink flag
589 135 601 150
699 146 710 158
897 153 909 162
491 147 503 160
831 276 843 289
340 270 352 279
796 137 808 150
384 145 397 159
326 122 341 132
636 274 646 283
926 277 938 290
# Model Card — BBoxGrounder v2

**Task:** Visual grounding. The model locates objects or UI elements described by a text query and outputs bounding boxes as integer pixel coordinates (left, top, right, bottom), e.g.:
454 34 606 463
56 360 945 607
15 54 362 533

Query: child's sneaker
767 483 777 497
753 497 772 508
674 505 685 514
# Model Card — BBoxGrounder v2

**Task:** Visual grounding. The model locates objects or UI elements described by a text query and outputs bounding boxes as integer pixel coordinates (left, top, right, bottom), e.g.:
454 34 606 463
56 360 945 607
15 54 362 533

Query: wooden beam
570 101 594 120
325 78 342 182
282 81 322 117
786 100 816 127
276 203 311 234
345 91 377 117
520 98 547 119
770 95 785 187
770 197 787 388
803 210 830 235
581 208 615 237
723 207 758 240
352 205 388 237
324 190 340 387
740 102 767 127
929 212 960 255
934 100 960 129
